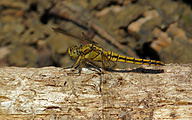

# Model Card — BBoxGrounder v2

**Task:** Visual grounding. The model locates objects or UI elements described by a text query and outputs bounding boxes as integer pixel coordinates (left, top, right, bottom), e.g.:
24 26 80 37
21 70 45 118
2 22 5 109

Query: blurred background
0 0 192 69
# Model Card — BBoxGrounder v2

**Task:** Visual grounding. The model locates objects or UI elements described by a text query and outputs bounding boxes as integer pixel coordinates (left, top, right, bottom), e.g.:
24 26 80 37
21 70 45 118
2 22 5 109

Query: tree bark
0 64 191 119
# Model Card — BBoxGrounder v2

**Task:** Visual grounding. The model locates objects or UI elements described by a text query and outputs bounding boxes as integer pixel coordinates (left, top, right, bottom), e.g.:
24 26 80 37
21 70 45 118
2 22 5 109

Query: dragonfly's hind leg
85 61 104 93
85 61 102 73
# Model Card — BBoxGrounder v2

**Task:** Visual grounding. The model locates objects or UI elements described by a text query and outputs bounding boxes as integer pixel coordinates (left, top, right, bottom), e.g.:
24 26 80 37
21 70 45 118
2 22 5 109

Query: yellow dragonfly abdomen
105 51 164 66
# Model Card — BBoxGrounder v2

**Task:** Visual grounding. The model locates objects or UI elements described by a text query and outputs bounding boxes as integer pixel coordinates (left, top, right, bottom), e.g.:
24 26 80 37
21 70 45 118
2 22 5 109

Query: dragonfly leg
78 59 83 74
60 56 82 75
59 57 81 72
85 61 103 93
71 56 82 68
85 61 102 73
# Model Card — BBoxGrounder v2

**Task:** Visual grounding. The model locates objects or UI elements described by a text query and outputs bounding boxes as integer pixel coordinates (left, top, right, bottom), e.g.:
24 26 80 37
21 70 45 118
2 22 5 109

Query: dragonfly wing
52 27 87 41
82 32 99 46
102 54 117 69
52 28 98 45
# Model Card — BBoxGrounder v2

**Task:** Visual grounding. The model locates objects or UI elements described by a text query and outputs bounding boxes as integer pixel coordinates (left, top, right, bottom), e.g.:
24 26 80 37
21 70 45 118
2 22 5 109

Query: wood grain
0 64 191 119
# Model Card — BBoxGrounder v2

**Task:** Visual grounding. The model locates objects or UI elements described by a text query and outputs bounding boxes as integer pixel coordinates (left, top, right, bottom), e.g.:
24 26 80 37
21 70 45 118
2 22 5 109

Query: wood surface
0 64 191 119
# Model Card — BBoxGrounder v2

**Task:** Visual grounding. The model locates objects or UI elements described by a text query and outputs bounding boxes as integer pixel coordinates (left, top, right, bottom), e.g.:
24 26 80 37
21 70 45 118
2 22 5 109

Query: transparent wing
52 28 99 45
101 53 117 69
82 32 99 46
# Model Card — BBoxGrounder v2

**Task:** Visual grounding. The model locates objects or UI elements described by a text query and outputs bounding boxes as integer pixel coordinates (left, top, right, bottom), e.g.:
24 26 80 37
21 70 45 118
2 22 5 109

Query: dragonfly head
68 46 80 59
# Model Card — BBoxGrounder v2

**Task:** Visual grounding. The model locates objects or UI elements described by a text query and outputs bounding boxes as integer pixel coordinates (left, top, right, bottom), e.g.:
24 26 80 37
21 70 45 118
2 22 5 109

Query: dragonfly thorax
68 46 80 59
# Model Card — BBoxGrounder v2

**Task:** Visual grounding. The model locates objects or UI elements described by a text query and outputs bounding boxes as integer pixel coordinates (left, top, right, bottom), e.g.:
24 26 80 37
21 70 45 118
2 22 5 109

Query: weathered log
0 64 191 119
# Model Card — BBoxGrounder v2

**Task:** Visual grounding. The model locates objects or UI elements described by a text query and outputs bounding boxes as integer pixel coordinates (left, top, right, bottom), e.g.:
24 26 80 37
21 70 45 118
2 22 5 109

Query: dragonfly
52 28 164 74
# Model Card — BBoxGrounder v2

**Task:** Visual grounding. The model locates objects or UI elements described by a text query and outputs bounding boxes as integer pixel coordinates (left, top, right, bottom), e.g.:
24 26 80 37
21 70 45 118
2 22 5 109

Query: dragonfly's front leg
70 56 83 75
71 56 82 69
60 56 82 75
